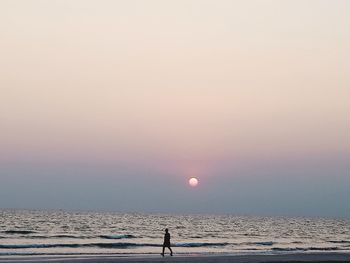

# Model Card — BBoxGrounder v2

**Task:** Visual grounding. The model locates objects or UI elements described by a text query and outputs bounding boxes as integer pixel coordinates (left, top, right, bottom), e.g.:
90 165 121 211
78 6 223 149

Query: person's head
165 228 168 233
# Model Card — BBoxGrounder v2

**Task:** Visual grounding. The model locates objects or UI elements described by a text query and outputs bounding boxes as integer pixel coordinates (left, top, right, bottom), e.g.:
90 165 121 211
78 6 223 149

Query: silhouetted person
161 228 173 257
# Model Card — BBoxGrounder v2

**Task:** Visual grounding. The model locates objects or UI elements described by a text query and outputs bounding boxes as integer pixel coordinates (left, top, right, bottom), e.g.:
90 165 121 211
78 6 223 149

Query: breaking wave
0 242 230 249
99 234 136 239
3 230 37 235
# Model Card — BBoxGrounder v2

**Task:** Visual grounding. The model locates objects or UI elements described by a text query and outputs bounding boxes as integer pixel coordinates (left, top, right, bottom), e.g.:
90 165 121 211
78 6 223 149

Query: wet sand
0 253 350 263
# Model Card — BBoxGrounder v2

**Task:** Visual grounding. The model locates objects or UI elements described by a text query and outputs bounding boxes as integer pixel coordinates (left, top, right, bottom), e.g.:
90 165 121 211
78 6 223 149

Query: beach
1 253 350 263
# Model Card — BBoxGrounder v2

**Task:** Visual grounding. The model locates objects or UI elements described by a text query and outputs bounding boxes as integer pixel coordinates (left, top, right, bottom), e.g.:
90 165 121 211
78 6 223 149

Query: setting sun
189 177 199 187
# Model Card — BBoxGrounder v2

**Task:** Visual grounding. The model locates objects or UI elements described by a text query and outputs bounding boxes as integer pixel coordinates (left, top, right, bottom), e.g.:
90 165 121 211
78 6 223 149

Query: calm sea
0 210 349 256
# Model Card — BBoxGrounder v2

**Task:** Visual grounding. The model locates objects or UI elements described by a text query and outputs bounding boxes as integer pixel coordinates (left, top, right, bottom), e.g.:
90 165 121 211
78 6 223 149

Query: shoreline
1 253 350 263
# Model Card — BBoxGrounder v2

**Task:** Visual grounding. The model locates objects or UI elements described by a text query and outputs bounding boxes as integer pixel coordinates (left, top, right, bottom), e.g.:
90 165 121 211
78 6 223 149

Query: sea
0 210 349 256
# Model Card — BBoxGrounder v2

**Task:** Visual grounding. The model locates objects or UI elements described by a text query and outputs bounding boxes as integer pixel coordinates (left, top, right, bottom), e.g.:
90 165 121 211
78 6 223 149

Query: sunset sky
1 0 350 217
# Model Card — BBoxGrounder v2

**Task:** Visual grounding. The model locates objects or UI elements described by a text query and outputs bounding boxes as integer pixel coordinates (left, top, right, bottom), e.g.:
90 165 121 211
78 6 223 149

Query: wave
243 241 274 246
272 247 306 252
308 247 340 251
0 243 155 249
1 234 90 239
99 234 136 240
51 235 86 239
272 247 340 252
0 242 230 249
1 233 137 240
329 240 350 244
175 242 229 247
25 235 86 239
3 230 36 235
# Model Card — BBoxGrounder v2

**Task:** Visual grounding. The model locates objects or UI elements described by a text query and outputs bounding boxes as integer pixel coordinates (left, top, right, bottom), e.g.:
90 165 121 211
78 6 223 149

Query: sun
189 177 199 187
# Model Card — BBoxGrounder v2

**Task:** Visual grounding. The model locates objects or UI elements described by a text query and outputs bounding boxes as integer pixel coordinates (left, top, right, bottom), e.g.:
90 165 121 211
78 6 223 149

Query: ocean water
0 210 349 256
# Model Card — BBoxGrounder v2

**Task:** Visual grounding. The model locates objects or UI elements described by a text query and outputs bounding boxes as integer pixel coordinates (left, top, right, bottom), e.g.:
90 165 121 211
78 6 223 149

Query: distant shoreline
0 253 350 263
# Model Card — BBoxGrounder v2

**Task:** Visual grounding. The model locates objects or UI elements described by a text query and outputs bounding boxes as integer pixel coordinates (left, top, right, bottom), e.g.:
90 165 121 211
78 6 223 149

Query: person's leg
161 245 165 256
168 246 173 256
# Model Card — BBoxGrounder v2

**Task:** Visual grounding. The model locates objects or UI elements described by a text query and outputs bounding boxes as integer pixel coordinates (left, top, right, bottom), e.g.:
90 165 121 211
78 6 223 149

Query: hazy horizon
1 0 350 217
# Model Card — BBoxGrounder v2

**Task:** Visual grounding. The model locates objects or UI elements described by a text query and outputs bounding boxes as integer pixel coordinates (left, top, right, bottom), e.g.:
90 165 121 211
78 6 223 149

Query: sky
1 0 350 217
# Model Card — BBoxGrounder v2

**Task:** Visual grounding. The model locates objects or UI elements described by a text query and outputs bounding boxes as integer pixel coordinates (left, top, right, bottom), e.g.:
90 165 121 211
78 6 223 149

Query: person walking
161 228 173 257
